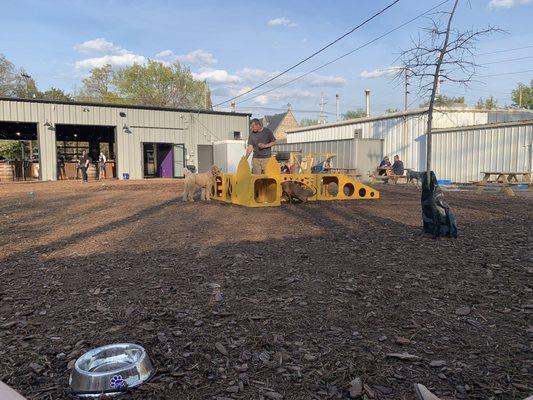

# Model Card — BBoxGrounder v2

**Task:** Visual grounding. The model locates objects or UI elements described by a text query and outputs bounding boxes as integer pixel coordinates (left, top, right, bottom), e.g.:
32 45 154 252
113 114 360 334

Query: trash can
122 173 130 180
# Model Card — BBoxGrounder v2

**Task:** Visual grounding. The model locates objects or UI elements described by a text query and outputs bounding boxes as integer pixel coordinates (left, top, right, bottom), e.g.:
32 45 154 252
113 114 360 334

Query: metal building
0 97 249 181
284 108 533 183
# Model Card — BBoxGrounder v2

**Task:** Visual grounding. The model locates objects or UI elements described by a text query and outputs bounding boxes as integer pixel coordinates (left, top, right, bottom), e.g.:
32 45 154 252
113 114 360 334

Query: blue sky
1 0 532 120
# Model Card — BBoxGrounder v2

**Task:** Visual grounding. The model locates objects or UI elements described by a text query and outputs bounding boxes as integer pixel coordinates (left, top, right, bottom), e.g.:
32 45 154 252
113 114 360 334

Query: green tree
342 108 367 120
299 118 319 126
476 96 497 109
13 71 42 99
0 54 17 96
511 80 533 109
0 140 22 160
42 87 73 101
385 108 400 114
113 60 211 109
420 95 466 108
77 64 121 103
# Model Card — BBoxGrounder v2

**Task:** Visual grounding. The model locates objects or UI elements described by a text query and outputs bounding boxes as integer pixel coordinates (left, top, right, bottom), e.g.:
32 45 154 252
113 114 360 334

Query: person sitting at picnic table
322 157 333 172
377 156 392 183
391 154 404 176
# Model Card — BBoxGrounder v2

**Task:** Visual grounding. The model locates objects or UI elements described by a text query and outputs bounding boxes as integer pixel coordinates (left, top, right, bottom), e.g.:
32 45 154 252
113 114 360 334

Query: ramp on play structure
211 157 379 208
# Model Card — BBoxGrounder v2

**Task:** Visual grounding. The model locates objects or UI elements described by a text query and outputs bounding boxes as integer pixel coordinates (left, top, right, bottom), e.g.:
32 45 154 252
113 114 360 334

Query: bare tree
398 0 500 184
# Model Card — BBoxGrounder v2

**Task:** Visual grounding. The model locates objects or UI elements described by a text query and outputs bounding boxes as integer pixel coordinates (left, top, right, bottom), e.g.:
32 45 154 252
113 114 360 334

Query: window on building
233 131 242 140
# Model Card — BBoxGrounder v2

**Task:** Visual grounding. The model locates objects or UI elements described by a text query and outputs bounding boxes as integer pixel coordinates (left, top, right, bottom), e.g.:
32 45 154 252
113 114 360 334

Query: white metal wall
286 109 533 176
432 122 533 183
0 99 249 180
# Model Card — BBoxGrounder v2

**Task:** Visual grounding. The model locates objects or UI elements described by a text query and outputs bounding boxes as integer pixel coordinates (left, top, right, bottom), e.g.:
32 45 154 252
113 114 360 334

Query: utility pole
404 68 409 111
319 92 327 124
335 94 340 122
230 101 236 113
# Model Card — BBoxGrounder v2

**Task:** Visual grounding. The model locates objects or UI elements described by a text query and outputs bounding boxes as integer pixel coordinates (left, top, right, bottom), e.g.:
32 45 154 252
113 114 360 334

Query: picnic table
480 171 531 184
370 167 406 184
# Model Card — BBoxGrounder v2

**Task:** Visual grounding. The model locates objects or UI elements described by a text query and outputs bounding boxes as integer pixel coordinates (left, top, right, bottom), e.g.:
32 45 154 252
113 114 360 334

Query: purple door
157 144 173 178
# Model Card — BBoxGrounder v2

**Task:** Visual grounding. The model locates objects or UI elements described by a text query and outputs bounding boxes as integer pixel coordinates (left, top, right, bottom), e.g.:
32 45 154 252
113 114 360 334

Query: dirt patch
0 180 531 399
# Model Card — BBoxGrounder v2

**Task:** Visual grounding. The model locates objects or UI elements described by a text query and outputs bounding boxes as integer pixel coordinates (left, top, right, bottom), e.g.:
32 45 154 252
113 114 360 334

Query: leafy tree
113 60 211 109
511 80 533 109
0 140 22 160
476 96 497 109
13 69 42 99
77 61 212 109
0 54 17 96
420 95 466 108
342 108 367 120
77 64 120 103
385 108 400 114
299 118 319 126
43 87 73 101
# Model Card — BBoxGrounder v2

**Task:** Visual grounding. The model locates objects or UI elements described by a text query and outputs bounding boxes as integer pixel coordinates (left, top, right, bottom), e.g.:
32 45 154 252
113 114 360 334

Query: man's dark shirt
392 160 404 175
247 128 276 158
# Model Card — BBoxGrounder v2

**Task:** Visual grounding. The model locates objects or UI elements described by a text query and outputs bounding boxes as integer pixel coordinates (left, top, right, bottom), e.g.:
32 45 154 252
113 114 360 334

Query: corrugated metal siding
0 99 249 180
432 123 533 183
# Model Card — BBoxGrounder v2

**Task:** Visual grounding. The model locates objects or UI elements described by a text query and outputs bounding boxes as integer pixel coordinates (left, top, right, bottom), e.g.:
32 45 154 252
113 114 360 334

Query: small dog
406 169 422 188
182 165 221 202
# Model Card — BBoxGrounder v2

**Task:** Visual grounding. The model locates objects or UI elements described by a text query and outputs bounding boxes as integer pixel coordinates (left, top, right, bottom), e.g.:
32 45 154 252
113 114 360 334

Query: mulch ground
0 179 531 400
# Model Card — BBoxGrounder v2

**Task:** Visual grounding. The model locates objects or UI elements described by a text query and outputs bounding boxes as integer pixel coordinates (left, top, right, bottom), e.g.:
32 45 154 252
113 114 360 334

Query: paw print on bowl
110 374 125 389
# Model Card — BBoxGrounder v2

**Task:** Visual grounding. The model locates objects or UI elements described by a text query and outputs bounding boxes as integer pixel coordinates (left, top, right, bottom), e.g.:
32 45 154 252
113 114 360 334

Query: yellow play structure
211 156 379 208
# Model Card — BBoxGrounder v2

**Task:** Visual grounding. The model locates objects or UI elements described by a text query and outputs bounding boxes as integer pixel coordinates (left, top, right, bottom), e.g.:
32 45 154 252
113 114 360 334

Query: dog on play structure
182 165 221 201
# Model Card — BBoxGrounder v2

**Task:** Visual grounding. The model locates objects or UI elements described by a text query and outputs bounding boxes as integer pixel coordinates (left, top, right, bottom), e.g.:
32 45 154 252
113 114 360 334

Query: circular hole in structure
301 179 305 182
358 187 367 197
370 191 375 197
284 177 288 180
343 183 355 196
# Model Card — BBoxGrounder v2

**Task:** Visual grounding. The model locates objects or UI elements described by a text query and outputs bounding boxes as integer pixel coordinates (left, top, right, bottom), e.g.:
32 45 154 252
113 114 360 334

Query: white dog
182 165 221 202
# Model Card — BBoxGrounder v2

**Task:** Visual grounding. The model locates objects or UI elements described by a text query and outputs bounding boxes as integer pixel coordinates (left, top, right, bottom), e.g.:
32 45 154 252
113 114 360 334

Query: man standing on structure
245 118 276 174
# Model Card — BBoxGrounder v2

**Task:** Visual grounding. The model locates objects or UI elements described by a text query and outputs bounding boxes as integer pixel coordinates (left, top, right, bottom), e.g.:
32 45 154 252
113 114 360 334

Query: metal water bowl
69 343 154 397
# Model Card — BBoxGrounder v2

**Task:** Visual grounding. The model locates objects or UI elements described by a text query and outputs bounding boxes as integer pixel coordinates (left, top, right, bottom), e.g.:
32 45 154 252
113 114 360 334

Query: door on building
173 144 185 177
143 142 178 178
157 143 173 178
197 144 213 173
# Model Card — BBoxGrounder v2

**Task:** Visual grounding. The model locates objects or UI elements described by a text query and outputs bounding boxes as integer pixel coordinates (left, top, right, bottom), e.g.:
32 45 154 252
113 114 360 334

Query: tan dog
182 165 221 201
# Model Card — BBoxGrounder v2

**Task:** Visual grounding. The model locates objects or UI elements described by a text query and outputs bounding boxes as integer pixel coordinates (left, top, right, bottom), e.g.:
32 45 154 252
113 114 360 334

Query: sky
1 0 532 121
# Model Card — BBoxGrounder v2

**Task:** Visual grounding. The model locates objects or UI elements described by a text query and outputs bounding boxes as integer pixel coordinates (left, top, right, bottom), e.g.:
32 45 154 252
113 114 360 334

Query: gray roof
0 96 251 117
263 111 288 133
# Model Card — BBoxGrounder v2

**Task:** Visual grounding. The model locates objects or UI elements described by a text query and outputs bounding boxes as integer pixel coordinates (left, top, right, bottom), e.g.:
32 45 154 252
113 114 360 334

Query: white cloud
192 68 241 84
235 68 345 87
305 73 346 87
253 88 314 105
268 17 297 27
74 38 126 55
488 0 532 8
155 49 217 66
360 66 401 79
74 54 146 70
74 38 145 70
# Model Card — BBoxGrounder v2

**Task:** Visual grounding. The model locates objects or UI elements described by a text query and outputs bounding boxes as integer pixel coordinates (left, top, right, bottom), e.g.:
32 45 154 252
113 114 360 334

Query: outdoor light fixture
123 124 132 134
119 112 126 117
44 121 51 127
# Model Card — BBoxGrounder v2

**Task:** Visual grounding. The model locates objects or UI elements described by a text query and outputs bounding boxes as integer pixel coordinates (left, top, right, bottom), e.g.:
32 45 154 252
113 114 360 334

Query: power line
482 56 533 65
477 45 533 56
213 0 401 107
235 0 450 106
478 69 533 78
